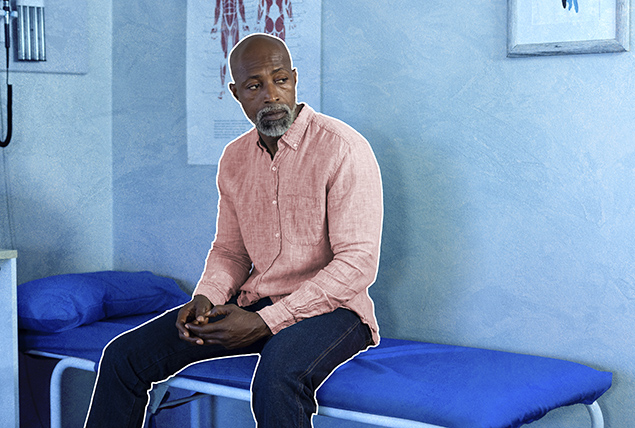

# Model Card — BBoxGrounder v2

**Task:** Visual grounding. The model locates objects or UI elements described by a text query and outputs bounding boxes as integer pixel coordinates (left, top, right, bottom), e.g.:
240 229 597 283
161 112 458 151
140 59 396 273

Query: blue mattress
20 312 160 366
20 314 612 428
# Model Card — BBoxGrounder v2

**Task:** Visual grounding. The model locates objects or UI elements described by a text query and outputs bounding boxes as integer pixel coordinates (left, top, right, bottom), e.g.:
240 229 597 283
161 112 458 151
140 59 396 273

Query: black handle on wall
0 83 12 148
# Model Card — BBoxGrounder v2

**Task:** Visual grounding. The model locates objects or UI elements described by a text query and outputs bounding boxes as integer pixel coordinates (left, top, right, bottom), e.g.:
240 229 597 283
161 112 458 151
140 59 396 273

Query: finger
176 306 191 324
194 315 210 325
209 304 235 318
186 321 223 337
175 306 195 337
178 323 207 345
191 295 213 322
176 316 191 335
195 305 211 321
180 333 205 345
186 319 232 345
178 318 198 340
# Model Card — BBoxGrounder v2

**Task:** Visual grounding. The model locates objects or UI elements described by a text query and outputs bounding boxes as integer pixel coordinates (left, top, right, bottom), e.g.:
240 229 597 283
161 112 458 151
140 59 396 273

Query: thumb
191 295 212 322
209 304 234 318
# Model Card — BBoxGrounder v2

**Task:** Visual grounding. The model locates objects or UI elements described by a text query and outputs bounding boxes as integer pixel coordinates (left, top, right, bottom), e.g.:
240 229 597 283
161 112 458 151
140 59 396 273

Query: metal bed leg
586 401 604 428
48 356 96 428
148 381 171 415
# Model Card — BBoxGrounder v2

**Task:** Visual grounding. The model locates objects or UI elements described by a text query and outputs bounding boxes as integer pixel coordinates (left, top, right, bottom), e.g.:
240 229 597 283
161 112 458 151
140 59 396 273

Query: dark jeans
84 298 372 428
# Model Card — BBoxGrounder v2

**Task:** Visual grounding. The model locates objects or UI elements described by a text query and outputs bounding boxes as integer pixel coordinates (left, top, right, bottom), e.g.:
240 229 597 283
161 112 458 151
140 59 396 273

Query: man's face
229 41 298 138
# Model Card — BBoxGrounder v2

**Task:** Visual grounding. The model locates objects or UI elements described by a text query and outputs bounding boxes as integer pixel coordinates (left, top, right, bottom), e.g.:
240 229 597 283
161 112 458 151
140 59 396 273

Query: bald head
227 33 299 143
229 34 293 82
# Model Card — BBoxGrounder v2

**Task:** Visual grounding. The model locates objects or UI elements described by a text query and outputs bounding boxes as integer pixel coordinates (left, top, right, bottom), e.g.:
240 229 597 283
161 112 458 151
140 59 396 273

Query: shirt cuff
193 271 238 306
192 287 227 307
257 301 296 335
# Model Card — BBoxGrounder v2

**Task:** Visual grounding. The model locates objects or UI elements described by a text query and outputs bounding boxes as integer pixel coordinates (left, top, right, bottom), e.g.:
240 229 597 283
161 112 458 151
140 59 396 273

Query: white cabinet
0 249 18 427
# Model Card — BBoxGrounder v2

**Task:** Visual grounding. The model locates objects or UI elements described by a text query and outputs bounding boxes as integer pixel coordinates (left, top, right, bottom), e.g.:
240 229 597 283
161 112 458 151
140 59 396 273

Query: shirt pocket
280 195 325 246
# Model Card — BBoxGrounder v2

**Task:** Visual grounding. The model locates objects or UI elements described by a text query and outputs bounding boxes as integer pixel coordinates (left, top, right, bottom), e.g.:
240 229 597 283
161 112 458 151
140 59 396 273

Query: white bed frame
29 350 606 428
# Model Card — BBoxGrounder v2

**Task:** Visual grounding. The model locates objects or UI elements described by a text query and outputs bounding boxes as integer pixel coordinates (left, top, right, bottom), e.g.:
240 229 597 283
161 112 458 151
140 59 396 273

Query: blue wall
6 0 635 426
0 1 113 284
111 2 215 287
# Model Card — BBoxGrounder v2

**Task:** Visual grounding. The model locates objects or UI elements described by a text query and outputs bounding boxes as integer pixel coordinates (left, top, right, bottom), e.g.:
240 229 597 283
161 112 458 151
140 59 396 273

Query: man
85 33 383 427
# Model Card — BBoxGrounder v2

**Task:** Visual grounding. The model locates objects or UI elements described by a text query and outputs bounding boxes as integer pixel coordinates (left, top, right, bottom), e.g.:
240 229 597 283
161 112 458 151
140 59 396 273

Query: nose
263 81 280 103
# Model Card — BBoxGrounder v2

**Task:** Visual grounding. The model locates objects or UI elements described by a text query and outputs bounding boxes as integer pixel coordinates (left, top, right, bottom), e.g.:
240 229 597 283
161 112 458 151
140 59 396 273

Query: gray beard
255 104 295 137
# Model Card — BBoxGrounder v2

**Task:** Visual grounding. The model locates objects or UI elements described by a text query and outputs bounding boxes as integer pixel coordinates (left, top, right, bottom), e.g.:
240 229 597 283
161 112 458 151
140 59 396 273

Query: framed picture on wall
507 0 630 57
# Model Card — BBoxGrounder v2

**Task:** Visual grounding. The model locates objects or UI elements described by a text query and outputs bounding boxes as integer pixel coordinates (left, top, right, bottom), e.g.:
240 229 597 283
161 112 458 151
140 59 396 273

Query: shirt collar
279 103 312 151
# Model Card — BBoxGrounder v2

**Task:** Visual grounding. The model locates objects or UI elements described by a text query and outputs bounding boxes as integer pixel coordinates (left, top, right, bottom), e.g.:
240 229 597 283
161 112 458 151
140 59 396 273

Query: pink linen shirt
193 104 383 344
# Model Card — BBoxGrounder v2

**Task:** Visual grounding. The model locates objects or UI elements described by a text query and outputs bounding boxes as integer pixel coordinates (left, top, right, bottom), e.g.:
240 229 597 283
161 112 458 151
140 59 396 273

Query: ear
229 83 239 101
292 68 298 87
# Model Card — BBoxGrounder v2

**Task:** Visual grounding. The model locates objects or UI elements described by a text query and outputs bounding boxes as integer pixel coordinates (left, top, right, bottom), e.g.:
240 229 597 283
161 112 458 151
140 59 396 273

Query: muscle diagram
257 0 294 40
210 0 249 99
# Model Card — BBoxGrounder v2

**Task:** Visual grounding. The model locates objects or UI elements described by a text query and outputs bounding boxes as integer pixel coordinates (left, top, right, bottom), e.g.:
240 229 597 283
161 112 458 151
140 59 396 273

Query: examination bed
18 271 613 428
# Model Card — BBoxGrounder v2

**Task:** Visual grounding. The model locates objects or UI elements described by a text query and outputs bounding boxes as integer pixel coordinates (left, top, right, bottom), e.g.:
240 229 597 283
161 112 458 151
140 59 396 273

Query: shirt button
275 232 280 238
272 200 277 205
272 166 277 171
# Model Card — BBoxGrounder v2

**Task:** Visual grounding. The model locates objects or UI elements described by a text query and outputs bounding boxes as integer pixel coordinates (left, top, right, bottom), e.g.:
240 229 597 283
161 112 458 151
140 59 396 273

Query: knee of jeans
100 334 127 368
252 358 307 399
99 334 157 395
251 360 317 425
100 332 144 376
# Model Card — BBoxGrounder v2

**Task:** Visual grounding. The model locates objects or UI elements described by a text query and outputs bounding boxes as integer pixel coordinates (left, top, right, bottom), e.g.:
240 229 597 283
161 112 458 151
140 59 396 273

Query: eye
275 77 289 84
247 83 260 91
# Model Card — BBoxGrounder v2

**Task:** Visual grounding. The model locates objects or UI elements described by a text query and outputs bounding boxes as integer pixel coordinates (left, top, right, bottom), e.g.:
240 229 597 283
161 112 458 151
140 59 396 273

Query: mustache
256 104 292 122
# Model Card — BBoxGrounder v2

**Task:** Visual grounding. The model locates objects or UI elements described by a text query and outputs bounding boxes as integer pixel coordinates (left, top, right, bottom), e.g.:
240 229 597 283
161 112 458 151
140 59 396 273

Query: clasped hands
176 295 272 349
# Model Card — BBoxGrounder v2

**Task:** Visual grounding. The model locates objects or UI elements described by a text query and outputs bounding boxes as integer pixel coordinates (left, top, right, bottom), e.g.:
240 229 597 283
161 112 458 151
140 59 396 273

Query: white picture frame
507 0 630 57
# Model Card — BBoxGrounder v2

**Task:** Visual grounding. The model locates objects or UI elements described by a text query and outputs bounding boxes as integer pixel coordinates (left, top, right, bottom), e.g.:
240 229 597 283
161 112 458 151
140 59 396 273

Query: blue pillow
18 271 191 333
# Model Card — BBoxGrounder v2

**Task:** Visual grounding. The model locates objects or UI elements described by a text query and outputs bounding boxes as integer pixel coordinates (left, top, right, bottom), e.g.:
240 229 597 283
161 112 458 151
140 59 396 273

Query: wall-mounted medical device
16 0 45 61
3 0 85 74
0 0 85 148
1 0 15 147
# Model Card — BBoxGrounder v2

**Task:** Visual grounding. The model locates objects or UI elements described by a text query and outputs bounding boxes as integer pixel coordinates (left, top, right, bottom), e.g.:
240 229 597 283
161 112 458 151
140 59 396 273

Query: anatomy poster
187 0 322 165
